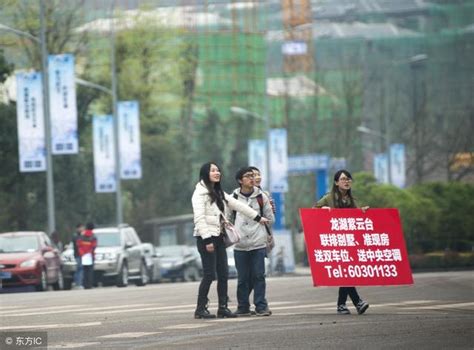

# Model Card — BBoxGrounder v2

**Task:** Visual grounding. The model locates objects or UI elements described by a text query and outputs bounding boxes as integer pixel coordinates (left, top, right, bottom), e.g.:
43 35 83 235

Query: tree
82 14 200 229
5 0 88 69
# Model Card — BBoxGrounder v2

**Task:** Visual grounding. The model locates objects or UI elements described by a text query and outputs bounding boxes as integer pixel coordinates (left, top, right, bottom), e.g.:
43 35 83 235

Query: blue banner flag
48 54 78 154
118 101 142 179
390 144 406 188
93 115 116 193
16 72 46 172
269 129 288 193
374 153 389 184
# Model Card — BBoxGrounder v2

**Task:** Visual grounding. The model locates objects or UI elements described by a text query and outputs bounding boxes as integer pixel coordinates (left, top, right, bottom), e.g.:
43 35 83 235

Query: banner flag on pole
16 72 46 172
48 54 78 154
374 153 389 184
390 144 406 188
248 139 267 189
269 128 288 193
118 101 142 179
93 115 116 193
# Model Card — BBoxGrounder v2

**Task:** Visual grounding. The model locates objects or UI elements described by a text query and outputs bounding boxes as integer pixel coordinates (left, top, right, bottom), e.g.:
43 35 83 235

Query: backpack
231 192 271 236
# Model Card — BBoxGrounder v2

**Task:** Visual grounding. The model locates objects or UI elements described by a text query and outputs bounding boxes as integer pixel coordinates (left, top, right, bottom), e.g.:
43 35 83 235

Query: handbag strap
220 212 231 225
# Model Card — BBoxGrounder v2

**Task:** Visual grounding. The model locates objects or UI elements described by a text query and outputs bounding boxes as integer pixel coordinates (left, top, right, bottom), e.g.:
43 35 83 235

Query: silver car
61 225 149 288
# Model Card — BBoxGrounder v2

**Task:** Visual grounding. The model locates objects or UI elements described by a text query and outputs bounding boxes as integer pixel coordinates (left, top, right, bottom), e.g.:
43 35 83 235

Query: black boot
217 304 237 318
194 297 216 319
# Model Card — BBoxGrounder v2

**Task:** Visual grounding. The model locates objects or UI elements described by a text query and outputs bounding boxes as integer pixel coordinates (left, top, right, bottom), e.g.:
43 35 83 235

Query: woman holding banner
313 169 370 315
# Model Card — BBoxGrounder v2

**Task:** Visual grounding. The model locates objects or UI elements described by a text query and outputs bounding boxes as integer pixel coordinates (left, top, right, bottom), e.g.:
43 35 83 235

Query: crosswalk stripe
0 322 102 331
49 342 102 349
0 305 88 316
163 324 210 329
405 302 474 310
78 303 197 315
3 304 156 317
98 332 161 338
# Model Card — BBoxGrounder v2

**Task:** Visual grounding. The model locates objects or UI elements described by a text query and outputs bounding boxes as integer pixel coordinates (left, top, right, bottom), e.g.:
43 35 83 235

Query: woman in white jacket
192 162 269 319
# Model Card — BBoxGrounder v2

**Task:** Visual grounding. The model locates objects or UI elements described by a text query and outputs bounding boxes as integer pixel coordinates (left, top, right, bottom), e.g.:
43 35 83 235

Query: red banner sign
300 208 413 286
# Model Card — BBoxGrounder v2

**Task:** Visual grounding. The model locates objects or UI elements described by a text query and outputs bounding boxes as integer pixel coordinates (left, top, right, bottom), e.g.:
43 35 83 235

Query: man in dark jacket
72 223 85 288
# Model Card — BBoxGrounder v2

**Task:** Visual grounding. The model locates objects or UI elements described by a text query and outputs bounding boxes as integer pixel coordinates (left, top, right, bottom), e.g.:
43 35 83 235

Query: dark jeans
196 235 228 306
337 287 361 306
83 264 94 289
234 248 268 312
74 256 83 287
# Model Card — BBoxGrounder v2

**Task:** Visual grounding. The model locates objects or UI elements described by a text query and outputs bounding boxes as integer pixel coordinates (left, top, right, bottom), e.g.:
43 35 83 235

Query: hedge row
409 252 474 270
352 173 474 254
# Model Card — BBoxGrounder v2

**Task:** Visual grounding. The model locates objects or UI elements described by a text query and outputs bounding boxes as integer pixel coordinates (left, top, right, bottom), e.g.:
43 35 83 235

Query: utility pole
110 0 123 226
40 0 56 233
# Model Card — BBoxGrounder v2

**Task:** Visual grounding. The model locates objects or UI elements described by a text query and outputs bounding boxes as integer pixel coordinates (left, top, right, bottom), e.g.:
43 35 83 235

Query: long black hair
331 169 356 208
199 162 226 211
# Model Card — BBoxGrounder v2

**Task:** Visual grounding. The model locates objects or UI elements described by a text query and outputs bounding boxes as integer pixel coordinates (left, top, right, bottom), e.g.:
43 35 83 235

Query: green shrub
409 251 474 269
353 173 440 253
410 182 474 251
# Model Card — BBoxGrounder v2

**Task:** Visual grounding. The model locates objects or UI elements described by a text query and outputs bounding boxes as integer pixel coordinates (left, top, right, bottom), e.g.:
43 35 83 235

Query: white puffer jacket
192 181 260 241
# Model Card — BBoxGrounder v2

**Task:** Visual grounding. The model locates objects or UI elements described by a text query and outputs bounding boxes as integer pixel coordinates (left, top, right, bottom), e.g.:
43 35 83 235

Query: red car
0 231 63 291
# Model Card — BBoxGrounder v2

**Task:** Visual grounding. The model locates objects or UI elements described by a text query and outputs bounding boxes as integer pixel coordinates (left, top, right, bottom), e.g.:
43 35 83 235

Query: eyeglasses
243 174 255 179
338 177 352 183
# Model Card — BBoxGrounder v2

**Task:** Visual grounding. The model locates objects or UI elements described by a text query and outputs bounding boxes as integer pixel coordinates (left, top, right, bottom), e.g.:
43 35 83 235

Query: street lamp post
39 0 56 234
110 0 122 227
1 1 124 230
357 124 392 184
230 106 270 187
0 3 56 234
409 54 428 184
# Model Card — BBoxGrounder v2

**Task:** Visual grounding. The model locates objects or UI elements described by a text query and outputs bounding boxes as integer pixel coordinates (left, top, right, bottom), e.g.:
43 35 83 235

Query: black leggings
196 235 229 305
337 287 361 306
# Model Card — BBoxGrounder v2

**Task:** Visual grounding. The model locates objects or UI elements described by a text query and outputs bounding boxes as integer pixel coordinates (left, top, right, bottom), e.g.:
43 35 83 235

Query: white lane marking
49 342 102 349
0 322 101 331
264 301 296 306
98 332 161 339
163 324 210 329
398 300 439 305
4 304 155 317
78 303 197 315
159 302 336 314
405 302 474 310
271 303 335 310
0 305 88 316
211 317 255 322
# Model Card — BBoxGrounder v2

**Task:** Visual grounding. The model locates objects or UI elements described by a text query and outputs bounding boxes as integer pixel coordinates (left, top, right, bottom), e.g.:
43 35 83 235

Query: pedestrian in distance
72 223 85 289
230 167 275 317
249 166 276 214
191 162 270 319
50 231 64 252
77 222 97 290
313 169 370 315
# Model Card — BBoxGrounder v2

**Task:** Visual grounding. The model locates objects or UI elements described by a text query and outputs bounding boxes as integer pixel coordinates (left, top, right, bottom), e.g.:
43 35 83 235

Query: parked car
61 225 149 288
141 243 162 283
0 231 63 291
226 248 271 279
155 245 202 282
226 248 238 279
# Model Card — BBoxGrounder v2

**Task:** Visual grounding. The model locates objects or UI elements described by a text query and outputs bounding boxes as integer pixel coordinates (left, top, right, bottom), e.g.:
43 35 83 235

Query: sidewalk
292 265 311 276
268 264 311 277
